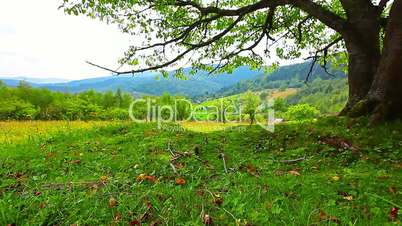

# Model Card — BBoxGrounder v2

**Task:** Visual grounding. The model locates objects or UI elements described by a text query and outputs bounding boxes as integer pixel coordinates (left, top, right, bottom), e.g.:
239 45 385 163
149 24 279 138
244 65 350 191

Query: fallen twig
276 156 306 163
220 153 228 174
41 181 103 190
167 143 182 174
193 154 206 163
167 142 175 156
169 162 178 174
138 201 153 222
216 207 237 221
319 136 359 152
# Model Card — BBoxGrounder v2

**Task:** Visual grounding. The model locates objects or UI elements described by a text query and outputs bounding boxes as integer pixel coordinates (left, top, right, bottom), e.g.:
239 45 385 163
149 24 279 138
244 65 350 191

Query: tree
260 91 269 101
241 91 261 124
211 99 231 123
175 97 192 120
62 0 401 122
364 0 402 123
274 98 288 113
121 92 133 109
102 91 117 109
115 88 123 108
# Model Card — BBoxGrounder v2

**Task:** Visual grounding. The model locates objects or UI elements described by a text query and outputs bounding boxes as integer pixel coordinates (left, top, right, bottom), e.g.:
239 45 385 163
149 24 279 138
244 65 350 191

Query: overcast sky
0 0 134 80
0 0 296 81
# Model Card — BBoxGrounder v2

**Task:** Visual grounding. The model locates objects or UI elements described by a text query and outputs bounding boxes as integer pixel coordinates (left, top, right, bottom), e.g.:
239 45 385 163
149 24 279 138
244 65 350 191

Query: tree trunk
339 1 382 116
366 0 402 122
340 44 380 116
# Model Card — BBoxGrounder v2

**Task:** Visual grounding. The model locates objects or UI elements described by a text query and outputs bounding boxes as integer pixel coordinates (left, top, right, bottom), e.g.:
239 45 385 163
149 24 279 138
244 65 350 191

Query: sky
0 0 133 80
0 0 297 81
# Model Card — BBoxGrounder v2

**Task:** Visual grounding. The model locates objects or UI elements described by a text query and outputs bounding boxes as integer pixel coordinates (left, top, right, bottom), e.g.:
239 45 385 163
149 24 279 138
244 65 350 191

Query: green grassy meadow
0 118 401 225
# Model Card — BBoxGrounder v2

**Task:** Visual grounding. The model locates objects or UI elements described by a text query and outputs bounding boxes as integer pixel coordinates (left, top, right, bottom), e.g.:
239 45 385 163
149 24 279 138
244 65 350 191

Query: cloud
0 25 16 35
0 0 133 80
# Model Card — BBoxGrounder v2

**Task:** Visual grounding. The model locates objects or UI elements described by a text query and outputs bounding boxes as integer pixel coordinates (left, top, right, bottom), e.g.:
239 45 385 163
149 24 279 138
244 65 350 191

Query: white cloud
0 0 133 80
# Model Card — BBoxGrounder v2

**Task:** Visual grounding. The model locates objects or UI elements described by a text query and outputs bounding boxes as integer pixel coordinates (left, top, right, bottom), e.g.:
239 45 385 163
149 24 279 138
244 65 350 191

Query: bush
103 108 129 120
0 99 38 120
284 104 320 121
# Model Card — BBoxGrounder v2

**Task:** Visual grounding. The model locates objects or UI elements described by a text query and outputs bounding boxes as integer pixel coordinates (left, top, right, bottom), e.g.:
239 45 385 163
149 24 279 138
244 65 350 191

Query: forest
0 81 133 120
0 77 349 123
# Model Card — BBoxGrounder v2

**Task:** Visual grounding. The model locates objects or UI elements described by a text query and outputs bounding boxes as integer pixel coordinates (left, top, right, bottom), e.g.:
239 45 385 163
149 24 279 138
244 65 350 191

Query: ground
0 118 401 225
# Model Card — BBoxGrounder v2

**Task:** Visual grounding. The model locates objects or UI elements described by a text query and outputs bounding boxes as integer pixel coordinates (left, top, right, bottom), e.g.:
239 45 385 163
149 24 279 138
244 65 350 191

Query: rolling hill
204 61 346 99
1 61 345 99
1 66 263 98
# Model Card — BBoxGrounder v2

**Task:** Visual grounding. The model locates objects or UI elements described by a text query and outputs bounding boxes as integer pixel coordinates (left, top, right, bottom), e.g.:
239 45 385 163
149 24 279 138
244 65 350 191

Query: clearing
0 118 401 225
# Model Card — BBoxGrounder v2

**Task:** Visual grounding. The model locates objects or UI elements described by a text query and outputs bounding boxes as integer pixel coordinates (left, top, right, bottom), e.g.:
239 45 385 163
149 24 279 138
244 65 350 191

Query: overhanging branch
304 36 343 82
89 14 245 75
86 0 347 75
378 0 391 11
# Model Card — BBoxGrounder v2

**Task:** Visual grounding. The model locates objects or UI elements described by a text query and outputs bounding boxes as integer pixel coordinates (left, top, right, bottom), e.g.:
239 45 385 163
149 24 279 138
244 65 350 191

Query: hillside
202 61 345 100
286 79 348 114
1 62 345 99
1 66 263 98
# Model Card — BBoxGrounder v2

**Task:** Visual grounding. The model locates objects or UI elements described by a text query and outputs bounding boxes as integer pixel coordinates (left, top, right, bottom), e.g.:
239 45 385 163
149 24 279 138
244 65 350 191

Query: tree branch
177 0 346 32
90 14 245 75
380 16 389 28
182 14 244 48
378 0 391 11
208 8 276 74
175 0 284 16
304 36 343 82
293 0 346 33
117 14 224 68
86 0 347 75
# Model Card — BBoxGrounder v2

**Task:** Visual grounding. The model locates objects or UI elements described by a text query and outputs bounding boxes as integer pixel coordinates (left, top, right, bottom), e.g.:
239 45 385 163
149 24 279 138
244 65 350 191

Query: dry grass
269 88 298 99
0 121 116 144
179 121 247 132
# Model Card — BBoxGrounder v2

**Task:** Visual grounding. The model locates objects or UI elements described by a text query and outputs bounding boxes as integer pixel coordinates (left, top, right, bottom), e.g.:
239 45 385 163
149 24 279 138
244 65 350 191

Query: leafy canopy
61 0 373 76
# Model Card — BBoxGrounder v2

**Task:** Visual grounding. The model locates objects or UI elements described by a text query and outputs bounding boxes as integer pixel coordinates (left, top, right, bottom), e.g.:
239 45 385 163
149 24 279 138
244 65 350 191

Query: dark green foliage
199 61 345 100
0 83 194 122
0 82 134 120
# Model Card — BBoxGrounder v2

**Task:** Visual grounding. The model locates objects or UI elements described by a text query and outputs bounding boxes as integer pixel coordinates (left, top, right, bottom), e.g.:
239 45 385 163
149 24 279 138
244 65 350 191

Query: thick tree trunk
340 44 380 115
366 0 402 122
339 1 382 115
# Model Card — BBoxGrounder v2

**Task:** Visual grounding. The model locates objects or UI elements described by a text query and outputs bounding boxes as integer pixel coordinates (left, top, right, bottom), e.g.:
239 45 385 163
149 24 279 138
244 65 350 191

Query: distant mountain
0 77 70 84
1 66 263 97
1 79 27 87
0 62 345 99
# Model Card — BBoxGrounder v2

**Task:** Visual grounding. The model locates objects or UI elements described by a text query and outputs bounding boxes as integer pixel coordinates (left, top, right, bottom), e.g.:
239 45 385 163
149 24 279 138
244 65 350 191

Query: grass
0 121 116 144
180 121 248 133
0 118 401 225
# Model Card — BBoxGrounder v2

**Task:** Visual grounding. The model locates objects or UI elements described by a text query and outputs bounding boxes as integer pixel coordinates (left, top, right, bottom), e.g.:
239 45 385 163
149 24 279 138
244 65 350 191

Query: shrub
284 104 320 121
0 99 38 120
105 108 129 120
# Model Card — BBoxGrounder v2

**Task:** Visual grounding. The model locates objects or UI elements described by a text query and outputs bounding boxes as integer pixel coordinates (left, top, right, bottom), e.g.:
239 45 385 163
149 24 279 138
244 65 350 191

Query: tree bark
366 0 402 122
340 42 381 115
338 1 382 115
